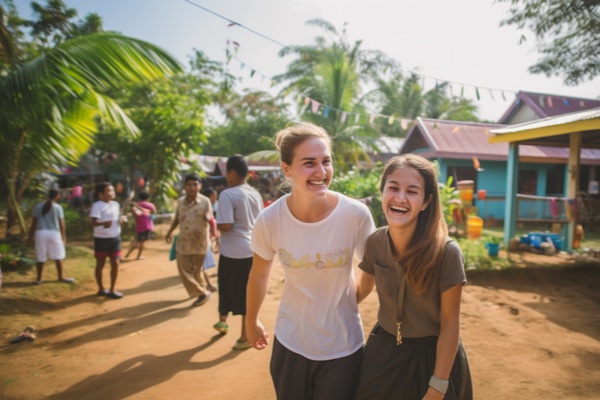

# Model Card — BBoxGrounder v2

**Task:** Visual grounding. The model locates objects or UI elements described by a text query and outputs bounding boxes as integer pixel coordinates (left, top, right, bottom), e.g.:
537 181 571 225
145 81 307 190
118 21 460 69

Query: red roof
400 117 600 165
498 91 600 124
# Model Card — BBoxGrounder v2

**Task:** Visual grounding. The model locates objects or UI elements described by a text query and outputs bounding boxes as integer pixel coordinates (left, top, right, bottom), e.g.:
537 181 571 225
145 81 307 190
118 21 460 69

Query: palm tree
0 32 182 235
274 19 399 172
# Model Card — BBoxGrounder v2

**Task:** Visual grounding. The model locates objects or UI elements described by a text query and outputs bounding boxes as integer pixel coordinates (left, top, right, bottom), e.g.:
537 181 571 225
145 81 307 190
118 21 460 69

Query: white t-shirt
90 200 121 238
251 191 375 360
217 184 263 259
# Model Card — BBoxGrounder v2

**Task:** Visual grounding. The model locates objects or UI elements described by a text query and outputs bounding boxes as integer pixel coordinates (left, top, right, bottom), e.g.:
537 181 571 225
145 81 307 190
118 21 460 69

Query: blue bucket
486 242 500 257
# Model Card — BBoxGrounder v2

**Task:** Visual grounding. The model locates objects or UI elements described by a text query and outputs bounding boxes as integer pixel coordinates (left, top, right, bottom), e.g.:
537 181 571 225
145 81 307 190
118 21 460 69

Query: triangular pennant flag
341 111 347 123
449 84 453 97
539 96 544 107
452 126 461 133
369 115 375 124
547 97 553 107
563 98 571 106
250 69 256 78
355 114 360 123
240 62 245 70
460 86 464 97
489 89 495 100
323 106 330 118
501 91 506 101
270 80 275 87
304 97 311 106
400 119 408 130
311 100 320 113
300 104 308 116
388 116 395 125
475 87 480 100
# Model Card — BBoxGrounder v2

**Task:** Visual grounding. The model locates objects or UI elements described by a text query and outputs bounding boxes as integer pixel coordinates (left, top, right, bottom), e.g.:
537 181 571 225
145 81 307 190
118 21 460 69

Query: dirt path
1 233 600 399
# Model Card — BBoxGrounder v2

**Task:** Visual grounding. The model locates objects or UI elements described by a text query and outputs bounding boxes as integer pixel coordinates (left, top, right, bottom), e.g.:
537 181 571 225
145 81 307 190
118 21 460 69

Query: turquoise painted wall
436 158 568 222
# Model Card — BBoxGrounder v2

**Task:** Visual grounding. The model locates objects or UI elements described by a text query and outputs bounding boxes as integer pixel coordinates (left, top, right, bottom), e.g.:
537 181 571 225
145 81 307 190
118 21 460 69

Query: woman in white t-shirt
27 189 74 285
246 122 375 400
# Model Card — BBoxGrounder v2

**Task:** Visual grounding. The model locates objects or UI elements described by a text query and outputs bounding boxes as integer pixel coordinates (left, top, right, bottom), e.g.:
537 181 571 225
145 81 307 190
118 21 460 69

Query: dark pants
270 336 363 400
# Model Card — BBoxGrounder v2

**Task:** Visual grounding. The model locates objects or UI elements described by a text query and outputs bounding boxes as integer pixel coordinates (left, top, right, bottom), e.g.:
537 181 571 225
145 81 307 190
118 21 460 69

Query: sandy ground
1 229 600 400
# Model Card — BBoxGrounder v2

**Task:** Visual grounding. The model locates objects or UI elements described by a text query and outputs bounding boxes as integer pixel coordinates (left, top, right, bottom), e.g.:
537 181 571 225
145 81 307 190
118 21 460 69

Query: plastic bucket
486 243 500 256
466 216 483 240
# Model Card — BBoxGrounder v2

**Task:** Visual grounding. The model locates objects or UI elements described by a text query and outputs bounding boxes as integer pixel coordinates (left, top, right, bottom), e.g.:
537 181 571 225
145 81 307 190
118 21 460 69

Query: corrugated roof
400 117 600 165
498 91 600 124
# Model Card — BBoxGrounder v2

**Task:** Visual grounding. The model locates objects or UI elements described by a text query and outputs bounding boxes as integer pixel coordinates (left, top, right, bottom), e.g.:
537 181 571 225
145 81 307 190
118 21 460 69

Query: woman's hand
246 320 269 350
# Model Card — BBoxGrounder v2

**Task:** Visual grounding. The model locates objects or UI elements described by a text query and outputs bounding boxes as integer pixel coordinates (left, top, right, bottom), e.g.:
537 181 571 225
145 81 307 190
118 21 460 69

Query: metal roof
400 117 600 165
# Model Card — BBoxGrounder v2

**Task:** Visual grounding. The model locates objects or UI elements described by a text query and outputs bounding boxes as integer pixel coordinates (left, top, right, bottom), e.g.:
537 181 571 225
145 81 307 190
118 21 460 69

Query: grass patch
0 244 97 339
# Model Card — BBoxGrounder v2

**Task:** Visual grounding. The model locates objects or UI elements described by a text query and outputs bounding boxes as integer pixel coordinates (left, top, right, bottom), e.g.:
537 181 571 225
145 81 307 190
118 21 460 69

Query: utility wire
184 0 288 48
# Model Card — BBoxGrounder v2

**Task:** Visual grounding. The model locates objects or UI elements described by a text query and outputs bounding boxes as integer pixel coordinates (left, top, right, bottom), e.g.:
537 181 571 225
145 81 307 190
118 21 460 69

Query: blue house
399 116 600 225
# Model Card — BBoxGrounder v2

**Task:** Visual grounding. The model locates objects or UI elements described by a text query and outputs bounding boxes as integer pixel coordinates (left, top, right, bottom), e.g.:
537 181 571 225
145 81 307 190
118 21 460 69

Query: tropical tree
1 4 182 235
497 0 600 85
274 19 399 172
206 89 290 157
374 73 480 137
94 51 230 205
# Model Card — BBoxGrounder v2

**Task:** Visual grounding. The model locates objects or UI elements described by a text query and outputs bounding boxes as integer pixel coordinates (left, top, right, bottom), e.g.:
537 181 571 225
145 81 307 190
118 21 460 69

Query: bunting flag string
296 94 417 131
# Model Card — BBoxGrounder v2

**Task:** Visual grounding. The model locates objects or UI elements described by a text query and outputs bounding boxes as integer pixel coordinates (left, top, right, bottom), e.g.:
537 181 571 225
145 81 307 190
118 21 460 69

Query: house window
447 166 477 190
546 165 565 196
518 170 537 195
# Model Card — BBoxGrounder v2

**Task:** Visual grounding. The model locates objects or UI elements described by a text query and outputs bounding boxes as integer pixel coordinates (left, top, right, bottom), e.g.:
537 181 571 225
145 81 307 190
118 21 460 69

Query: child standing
27 189 74 285
90 182 127 299
126 191 156 260
354 154 473 400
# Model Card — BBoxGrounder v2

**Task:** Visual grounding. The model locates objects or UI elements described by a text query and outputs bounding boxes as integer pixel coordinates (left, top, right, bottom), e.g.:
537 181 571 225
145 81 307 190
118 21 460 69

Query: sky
15 0 600 122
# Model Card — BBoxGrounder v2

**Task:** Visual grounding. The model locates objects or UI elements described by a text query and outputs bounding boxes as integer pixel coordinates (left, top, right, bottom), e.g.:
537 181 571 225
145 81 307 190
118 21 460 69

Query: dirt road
1 234 600 399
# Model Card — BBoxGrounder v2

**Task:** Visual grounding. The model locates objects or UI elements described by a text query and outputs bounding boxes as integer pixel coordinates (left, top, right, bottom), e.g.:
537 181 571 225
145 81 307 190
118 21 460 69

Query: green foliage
330 165 385 226
484 235 503 245
206 90 289 156
436 166 459 226
0 241 35 271
457 238 511 271
1 2 182 235
497 0 600 85
63 208 91 238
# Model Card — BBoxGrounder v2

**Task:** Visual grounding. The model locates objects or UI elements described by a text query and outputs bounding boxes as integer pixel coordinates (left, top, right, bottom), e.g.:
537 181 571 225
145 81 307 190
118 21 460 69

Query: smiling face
381 167 431 231
282 137 333 198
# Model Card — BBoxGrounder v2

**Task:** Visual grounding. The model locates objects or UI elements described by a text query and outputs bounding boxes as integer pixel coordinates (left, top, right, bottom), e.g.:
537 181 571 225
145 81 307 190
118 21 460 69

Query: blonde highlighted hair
275 122 331 165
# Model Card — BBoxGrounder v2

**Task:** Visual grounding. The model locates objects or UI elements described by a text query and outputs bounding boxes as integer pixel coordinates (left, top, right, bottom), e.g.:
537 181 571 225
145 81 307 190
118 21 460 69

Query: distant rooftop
498 91 600 124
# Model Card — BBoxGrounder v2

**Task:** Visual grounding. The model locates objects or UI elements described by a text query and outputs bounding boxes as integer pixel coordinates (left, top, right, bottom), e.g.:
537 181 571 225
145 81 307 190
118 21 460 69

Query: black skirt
354 324 473 400
217 255 252 316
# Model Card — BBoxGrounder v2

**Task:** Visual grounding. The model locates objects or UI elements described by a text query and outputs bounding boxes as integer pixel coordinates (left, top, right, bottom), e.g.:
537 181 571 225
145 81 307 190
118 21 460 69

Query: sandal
59 277 75 283
232 339 252 350
213 322 229 334
106 291 123 299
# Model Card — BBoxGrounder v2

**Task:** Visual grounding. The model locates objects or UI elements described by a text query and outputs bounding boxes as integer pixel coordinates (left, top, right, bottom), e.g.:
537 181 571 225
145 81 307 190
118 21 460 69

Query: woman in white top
246 122 375 400
27 189 74 285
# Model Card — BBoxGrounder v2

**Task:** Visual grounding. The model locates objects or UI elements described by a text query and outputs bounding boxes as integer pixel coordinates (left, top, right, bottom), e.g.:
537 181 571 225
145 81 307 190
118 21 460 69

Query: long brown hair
380 154 448 294
42 189 59 216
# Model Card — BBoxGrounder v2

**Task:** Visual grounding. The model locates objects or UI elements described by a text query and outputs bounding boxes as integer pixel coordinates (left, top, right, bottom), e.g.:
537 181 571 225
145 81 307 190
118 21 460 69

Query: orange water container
459 189 474 202
466 216 483 240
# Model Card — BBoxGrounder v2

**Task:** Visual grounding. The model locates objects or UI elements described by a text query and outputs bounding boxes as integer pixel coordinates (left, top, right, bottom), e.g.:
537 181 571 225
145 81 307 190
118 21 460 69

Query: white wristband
429 375 449 395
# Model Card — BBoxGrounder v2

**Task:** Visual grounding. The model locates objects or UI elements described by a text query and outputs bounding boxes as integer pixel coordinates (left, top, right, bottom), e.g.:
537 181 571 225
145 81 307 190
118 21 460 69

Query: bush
63 208 92 239
456 238 511 270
